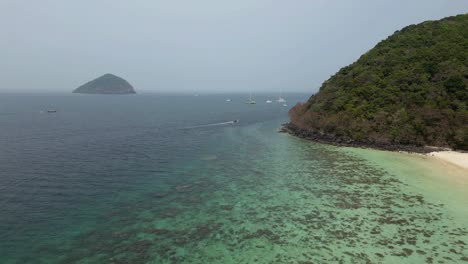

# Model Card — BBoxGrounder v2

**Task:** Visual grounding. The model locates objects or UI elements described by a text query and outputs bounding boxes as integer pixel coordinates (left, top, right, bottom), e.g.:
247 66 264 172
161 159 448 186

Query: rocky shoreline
279 123 450 154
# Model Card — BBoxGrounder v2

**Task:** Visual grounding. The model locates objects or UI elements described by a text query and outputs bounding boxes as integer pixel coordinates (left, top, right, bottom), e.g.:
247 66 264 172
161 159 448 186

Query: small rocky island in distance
285 14 467 152
73 73 136 94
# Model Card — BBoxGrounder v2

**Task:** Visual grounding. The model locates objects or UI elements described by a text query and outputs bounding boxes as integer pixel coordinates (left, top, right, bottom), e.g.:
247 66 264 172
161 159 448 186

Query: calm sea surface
0 93 467 263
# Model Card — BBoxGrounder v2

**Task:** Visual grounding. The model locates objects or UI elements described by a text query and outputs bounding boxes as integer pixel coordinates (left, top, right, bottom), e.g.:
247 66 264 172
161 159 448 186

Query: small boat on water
246 91 256 104
277 89 286 103
226 99 232 102
183 119 240 129
266 99 272 103
47 110 57 113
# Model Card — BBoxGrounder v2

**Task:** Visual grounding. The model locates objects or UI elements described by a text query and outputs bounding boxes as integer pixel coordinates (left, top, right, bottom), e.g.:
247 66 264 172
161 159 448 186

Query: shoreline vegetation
280 122 468 171
280 122 444 153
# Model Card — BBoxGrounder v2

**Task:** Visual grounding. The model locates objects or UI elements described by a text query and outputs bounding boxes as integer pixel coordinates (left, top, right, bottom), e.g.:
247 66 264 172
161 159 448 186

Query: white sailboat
246 91 256 104
277 88 286 103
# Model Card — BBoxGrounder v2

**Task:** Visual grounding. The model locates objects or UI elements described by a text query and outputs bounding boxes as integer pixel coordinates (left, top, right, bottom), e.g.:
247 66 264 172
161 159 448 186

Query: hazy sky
1 1 467 93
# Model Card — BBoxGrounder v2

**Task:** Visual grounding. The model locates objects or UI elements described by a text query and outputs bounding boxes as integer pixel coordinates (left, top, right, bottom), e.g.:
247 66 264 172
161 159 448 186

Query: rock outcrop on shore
280 123 449 154
73 74 136 94
288 14 468 150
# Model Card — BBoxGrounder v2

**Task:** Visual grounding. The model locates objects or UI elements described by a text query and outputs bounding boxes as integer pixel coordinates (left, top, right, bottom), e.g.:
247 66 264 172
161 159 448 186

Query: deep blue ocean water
0 93 303 262
1 93 467 263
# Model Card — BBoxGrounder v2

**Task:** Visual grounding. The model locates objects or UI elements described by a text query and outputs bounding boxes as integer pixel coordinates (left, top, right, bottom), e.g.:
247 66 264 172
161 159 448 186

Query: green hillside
289 14 468 150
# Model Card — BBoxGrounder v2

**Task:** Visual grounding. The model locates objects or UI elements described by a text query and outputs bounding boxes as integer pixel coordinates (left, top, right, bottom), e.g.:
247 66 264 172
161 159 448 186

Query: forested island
73 74 136 94
286 14 467 151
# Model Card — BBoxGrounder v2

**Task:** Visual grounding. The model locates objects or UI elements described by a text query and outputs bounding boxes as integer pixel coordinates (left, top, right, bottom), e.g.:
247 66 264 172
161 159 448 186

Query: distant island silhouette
73 74 136 94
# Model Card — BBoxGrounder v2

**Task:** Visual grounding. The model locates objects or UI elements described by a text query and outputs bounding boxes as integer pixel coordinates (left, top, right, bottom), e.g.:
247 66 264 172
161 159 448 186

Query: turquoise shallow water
0 93 467 263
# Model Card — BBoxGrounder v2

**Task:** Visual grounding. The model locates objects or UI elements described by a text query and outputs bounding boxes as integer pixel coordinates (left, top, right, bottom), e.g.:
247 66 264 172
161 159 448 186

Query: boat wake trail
182 120 239 129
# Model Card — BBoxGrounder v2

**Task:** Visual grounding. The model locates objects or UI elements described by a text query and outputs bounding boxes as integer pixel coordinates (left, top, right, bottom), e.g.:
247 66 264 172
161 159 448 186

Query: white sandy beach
429 151 468 170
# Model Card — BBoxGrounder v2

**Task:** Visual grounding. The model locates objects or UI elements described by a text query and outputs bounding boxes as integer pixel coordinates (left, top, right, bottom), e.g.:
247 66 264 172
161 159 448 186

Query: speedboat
266 100 272 103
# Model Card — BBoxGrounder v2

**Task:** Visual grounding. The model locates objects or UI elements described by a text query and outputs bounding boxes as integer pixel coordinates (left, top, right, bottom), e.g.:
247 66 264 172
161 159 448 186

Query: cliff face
289 14 468 150
73 74 136 94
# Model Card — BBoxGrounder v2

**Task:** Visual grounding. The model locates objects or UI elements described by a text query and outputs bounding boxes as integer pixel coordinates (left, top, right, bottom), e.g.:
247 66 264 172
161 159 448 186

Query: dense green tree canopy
290 14 468 150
